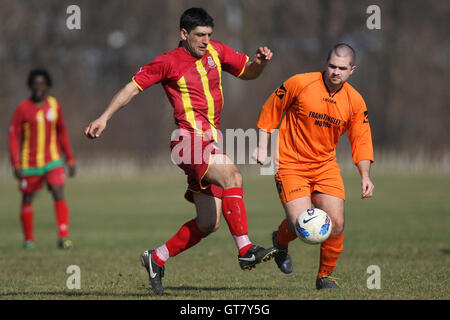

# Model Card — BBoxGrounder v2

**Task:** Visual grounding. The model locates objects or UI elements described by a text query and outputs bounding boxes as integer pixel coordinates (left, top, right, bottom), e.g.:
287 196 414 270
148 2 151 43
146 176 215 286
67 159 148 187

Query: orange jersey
257 72 373 168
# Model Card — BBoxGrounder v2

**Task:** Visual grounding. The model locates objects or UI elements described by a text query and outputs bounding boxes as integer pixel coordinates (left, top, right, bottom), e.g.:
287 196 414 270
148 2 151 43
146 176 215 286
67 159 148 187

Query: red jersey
132 40 249 141
8 96 75 176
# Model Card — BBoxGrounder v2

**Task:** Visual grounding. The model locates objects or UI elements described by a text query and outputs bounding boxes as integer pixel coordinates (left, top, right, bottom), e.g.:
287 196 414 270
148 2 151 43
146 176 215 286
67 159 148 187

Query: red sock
275 219 297 248
318 232 344 278
20 203 34 242
222 187 253 256
55 200 69 239
154 219 207 267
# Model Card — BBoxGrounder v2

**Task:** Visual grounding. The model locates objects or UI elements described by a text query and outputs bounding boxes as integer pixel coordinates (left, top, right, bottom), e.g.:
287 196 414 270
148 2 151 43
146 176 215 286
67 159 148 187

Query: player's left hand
253 46 273 65
361 176 374 199
14 168 23 180
68 164 76 177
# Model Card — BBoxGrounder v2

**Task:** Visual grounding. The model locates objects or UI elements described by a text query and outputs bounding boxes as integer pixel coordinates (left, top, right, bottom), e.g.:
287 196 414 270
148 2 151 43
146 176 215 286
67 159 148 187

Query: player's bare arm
357 159 374 199
252 129 270 165
239 46 273 80
84 81 140 139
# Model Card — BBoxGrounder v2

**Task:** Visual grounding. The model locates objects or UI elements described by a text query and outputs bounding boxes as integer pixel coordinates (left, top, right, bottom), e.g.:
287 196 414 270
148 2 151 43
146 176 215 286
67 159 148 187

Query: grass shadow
0 291 149 299
0 285 273 299
165 286 272 292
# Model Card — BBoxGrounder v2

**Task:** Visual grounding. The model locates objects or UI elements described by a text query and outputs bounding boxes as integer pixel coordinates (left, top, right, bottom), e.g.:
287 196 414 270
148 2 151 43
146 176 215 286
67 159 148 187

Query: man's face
325 54 355 87
30 75 49 101
181 26 213 59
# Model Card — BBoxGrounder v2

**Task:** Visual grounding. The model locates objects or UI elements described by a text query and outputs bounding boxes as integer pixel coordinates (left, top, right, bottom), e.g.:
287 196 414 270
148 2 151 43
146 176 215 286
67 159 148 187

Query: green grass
0 170 449 300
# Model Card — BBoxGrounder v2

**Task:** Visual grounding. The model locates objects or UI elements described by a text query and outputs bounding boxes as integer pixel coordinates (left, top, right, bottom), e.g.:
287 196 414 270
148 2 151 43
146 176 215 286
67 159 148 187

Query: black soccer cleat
316 275 340 290
140 250 165 295
23 240 36 249
238 245 278 270
58 238 73 249
272 231 293 274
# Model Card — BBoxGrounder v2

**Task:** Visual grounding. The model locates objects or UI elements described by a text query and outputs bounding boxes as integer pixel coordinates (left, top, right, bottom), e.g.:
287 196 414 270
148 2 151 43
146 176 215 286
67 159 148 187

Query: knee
331 219 344 236
49 185 64 201
224 170 242 189
22 193 34 203
197 218 220 235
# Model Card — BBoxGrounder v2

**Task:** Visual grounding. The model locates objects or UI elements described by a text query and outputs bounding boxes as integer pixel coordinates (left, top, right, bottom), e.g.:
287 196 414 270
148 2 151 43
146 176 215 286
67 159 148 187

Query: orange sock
274 219 297 248
318 232 344 278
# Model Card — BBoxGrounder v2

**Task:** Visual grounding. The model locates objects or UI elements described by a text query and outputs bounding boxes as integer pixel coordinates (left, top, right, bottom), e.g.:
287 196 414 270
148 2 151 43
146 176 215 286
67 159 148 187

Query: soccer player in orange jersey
85 8 276 295
8 69 76 249
254 43 375 290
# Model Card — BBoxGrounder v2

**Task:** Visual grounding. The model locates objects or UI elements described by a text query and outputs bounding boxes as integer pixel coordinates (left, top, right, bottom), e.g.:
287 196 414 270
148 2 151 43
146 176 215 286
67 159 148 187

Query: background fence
1 0 449 176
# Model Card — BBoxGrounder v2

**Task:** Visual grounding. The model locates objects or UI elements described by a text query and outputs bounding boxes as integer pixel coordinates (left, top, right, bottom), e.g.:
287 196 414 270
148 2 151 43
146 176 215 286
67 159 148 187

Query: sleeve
215 41 249 78
8 107 23 168
131 54 171 91
256 75 302 133
347 94 374 165
56 102 75 164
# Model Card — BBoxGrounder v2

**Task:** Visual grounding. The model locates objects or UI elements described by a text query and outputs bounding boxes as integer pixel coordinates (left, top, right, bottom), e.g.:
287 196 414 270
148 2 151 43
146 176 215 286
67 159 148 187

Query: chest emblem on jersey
46 109 56 121
207 56 216 68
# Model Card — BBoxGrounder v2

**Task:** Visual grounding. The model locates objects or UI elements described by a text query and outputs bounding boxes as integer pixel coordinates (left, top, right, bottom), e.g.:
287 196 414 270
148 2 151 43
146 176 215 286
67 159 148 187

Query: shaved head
324 43 357 91
327 43 356 66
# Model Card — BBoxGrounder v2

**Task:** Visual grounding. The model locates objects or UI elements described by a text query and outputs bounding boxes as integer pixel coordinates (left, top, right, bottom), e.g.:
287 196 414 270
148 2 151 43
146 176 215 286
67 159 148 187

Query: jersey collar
321 72 344 98
29 96 49 108
178 41 205 61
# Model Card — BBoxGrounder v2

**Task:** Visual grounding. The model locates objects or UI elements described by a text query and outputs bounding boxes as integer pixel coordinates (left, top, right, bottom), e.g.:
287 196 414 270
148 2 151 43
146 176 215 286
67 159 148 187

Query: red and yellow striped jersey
132 40 249 141
8 96 75 175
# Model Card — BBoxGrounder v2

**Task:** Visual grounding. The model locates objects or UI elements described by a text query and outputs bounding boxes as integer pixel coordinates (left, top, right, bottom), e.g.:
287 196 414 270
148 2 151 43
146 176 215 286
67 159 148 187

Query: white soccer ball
295 208 332 244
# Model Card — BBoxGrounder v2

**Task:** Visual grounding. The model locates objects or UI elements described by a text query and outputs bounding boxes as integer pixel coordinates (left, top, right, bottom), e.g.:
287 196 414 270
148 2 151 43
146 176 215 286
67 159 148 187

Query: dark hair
327 43 356 66
180 7 214 33
27 68 52 88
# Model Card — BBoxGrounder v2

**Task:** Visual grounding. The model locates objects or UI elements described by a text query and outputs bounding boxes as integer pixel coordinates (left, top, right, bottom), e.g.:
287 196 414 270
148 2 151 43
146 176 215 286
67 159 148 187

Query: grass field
0 169 449 300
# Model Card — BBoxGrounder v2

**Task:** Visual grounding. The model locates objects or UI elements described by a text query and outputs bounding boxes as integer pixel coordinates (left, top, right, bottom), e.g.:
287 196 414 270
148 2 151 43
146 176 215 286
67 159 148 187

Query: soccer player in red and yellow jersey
85 8 275 295
8 69 76 249
254 44 375 290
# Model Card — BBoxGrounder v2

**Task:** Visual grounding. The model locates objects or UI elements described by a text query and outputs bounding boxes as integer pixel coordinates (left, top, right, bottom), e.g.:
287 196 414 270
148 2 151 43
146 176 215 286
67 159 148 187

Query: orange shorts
275 160 345 204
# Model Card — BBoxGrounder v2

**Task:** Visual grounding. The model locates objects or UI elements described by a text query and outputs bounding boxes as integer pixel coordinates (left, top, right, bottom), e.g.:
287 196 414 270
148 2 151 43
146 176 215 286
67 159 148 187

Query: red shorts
19 166 66 194
170 134 224 203
275 160 345 204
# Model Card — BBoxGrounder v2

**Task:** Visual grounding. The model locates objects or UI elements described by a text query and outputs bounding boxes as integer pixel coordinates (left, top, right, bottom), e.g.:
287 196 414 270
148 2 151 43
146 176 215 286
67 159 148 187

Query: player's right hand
252 146 268 165
84 118 107 139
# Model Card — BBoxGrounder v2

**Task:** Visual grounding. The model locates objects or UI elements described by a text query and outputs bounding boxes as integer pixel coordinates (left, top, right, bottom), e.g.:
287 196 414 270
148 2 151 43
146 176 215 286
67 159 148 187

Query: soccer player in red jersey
85 8 276 295
8 69 76 249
